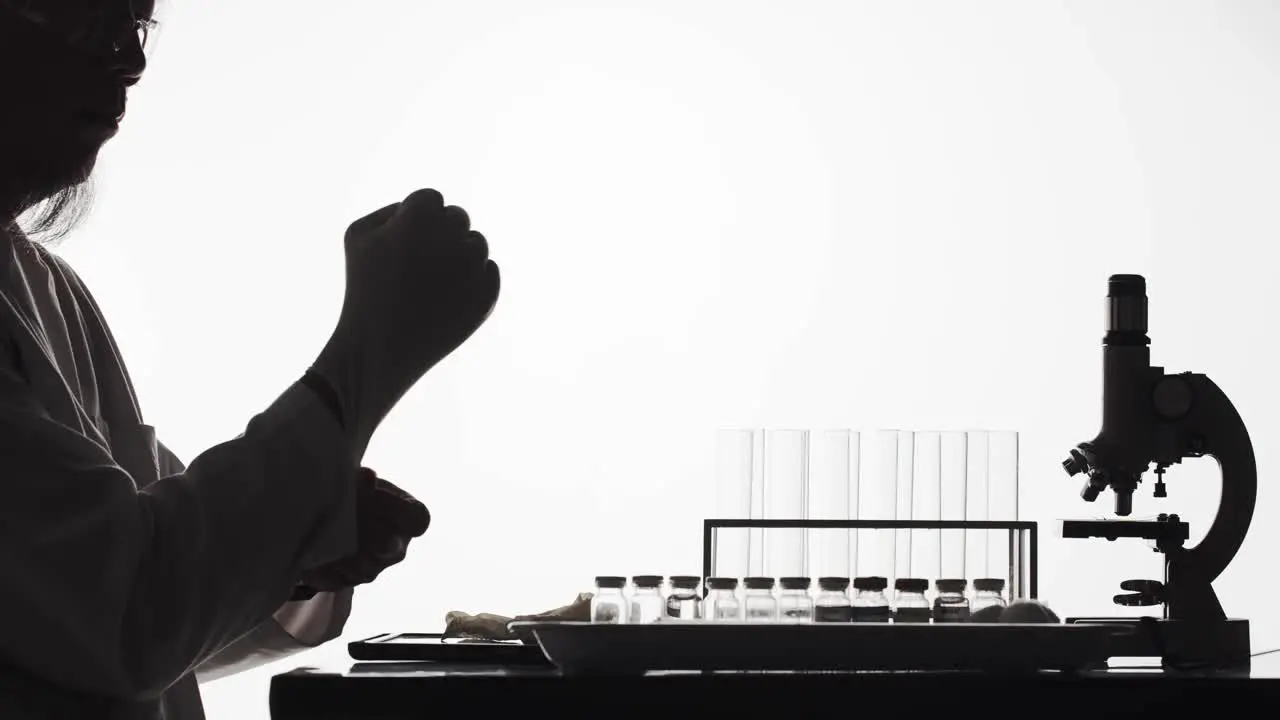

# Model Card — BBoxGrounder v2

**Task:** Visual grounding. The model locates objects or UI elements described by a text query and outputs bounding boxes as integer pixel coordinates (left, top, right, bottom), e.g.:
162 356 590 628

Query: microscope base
1066 617 1251 670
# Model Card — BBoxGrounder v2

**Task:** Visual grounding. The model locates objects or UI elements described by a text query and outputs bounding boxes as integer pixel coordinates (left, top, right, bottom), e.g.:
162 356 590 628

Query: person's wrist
300 368 345 430
310 335 380 461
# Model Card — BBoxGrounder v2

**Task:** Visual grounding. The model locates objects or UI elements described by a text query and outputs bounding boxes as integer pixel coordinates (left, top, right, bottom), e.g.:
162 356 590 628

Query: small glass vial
933 578 971 623
591 576 628 624
629 575 666 624
777 577 814 623
705 577 741 621
813 577 853 623
973 578 1008 613
892 578 932 623
743 577 778 623
665 575 702 620
851 576 891 622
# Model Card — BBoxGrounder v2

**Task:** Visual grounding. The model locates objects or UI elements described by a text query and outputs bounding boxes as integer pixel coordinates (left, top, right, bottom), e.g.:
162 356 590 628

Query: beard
0 121 100 229
12 135 100 205
3 145 98 244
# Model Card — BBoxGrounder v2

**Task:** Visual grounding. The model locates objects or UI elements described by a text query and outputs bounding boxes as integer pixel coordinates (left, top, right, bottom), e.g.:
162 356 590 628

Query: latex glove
291 468 430 600
311 189 500 459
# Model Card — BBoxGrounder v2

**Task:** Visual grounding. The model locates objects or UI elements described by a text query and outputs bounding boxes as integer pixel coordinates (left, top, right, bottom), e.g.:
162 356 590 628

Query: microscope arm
1155 372 1257 620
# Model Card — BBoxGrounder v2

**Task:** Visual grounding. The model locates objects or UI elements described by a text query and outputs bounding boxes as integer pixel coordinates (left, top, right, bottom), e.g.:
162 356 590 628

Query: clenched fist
311 189 500 458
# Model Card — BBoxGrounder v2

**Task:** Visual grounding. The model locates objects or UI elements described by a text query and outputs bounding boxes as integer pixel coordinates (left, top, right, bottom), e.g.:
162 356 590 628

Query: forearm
195 589 354 684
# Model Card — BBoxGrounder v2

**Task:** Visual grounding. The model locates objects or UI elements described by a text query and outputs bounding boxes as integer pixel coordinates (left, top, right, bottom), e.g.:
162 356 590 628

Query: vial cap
936 578 968 593
894 578 929 593
743 576 775 590
707 577 739 590
852 576 888 592
779 577 811 590
595 575 627 589
632 575 663 588
974 578 1006 593
818 576 851 591
669 575 700 589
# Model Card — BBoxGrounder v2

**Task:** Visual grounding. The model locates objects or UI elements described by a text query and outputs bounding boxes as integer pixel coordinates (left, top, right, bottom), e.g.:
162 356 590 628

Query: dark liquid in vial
850 605 892 623
666 593 697 618
814 605 853 623
782 608 812 622
933 604 970 623
894 607 932 623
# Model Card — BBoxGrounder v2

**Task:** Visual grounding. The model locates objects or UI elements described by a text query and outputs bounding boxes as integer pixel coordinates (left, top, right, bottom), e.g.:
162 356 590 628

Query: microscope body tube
1088 275 1162 515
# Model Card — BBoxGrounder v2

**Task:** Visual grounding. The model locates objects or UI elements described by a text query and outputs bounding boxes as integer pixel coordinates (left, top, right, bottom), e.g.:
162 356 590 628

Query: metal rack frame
701 519 1038 599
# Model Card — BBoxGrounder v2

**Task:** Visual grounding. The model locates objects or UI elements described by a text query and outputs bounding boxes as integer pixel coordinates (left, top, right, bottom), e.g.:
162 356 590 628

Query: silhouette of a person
0 2 500 717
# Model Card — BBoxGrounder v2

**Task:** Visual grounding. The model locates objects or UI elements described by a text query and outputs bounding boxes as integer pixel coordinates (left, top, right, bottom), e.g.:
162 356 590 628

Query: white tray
509 621 1122 675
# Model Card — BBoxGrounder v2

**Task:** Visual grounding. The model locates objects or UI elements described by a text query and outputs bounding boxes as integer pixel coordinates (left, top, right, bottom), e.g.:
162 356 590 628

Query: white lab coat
0 231 357 719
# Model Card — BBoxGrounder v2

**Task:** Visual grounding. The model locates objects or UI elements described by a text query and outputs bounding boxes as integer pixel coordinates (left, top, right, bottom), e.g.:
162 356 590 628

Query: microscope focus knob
1153 375 1193 419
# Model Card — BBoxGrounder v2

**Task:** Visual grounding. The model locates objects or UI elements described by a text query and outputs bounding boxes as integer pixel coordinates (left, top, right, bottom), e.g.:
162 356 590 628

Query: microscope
1060 274 1255 669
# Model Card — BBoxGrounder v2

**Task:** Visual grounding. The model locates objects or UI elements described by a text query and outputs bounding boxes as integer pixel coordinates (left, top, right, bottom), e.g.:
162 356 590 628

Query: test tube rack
701 518 1038 600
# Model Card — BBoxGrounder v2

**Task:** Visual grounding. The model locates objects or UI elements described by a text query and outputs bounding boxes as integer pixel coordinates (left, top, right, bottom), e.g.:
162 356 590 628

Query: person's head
0 0 156 240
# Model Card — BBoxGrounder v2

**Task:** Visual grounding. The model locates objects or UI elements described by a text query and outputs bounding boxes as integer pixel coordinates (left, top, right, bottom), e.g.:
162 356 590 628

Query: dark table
271 648 1280 718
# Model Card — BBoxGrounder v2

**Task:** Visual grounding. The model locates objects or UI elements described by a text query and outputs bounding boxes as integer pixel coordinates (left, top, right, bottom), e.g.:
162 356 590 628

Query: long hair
14 2 162 245
16 180 95 246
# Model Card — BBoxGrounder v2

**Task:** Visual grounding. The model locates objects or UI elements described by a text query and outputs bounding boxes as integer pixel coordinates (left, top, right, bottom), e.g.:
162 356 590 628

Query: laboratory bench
270 650 1280 719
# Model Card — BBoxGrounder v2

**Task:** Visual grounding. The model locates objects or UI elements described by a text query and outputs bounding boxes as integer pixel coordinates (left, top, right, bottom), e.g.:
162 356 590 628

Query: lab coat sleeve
149 442 356 684
193 588 354 684
0 360 358 701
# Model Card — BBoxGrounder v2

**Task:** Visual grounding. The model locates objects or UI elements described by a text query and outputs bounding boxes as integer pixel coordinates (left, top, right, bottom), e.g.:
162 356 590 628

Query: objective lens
1115 489 1133 517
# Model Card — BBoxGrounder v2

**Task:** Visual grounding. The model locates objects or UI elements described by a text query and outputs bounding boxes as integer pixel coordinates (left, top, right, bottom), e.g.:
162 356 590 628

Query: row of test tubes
591 575 1009 624
715 429 1021 588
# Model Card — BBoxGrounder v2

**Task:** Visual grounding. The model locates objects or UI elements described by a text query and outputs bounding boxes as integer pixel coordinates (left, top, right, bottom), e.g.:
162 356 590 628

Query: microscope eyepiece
1108 274 1146 297
1106 274 1148 340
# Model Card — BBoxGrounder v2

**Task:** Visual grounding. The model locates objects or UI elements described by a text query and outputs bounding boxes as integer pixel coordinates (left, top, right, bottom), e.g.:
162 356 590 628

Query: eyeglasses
1 1 157 60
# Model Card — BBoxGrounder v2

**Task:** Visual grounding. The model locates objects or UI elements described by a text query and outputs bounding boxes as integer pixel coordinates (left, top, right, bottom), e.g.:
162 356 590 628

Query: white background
50 0 1280 717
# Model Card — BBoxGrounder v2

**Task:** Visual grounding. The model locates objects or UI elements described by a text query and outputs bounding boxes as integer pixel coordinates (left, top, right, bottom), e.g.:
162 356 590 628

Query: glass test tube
762 429 809 579
860 430 905 587
911 431 942 582
987 431 1020 596
939 431 969 581
964 431 991 582
893 431 916 585
714 428 757 580
808 430 860 580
